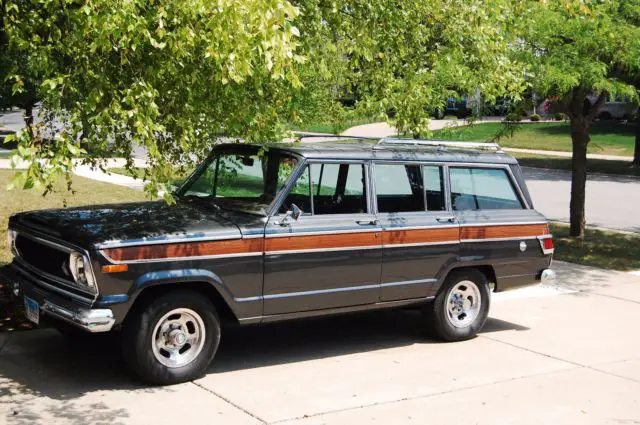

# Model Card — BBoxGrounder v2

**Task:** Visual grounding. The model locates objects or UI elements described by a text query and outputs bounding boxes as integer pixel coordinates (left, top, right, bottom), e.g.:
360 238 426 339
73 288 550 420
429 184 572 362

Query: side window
450 167 524 211
375 164 424 213
424 165 446 211
312 163 367 215
279 163 368 215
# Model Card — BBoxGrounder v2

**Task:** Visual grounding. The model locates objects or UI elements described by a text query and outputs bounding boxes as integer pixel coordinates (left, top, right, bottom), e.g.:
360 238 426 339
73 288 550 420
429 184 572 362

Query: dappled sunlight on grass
551 224 640 271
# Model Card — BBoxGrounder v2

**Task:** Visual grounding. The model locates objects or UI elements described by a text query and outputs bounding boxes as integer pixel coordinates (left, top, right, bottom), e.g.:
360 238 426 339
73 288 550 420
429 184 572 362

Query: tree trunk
569 118 589 238
24 102 34 138
634 114 640 165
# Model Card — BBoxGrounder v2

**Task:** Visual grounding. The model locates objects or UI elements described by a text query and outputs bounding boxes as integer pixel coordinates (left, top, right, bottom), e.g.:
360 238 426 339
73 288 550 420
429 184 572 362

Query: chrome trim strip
95 233 241 249
100 250 263 265
13 262 94 305
460 221 547 227
238 296 436 323
241 234 265 239
265 228 379 238
383 241 460 248
235 278 436 302
382 224 459 231
265 245 381 256
461 236 539 243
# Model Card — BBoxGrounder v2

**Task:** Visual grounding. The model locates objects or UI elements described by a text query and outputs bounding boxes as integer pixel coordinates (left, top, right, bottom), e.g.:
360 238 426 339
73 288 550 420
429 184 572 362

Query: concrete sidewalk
1 261 639 424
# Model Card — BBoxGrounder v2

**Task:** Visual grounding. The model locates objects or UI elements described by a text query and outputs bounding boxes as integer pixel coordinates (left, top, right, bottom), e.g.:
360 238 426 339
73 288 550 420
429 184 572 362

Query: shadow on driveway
0 308 528 412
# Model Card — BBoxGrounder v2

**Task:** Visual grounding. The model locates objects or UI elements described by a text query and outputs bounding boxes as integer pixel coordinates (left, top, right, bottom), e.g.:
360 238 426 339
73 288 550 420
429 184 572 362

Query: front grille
14 234 74 282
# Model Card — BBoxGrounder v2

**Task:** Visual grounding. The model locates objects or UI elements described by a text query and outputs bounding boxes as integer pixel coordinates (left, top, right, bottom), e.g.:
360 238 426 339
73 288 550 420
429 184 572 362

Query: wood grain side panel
104 238 264 262
461 224 549 240
383 228 459 245
265 232 381 252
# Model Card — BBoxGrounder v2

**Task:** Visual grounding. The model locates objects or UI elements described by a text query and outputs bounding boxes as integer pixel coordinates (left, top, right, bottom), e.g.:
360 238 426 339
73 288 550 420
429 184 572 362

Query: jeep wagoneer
1 139 555 384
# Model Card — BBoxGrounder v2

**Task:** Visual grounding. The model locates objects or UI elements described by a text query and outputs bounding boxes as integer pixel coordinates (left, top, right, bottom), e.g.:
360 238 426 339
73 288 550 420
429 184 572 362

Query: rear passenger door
375 162 460 302
449 165 549 283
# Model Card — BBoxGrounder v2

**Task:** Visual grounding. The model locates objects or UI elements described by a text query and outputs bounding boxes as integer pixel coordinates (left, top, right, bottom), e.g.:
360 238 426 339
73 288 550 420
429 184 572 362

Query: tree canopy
2 0 529 198
518 0 640 236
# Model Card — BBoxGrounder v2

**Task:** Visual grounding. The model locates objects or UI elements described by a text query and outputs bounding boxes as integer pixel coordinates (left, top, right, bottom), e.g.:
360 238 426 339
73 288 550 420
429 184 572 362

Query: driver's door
263 161 382 316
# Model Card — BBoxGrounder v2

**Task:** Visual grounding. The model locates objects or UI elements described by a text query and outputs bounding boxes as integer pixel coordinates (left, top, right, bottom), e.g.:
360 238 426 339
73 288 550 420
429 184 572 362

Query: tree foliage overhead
518 0 640 237
3 0 528 197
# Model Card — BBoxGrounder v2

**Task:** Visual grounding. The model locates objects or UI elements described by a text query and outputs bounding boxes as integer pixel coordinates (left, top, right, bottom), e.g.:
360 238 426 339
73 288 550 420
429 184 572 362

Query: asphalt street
523 167 640 233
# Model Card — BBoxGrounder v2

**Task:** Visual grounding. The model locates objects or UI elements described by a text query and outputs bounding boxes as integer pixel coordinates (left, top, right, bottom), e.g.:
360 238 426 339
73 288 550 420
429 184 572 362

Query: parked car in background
588 95 638 120
1 139 555 385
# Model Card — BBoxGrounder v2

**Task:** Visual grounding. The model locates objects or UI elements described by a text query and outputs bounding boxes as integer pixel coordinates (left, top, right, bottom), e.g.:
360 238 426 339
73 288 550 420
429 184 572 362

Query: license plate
24 296 40 325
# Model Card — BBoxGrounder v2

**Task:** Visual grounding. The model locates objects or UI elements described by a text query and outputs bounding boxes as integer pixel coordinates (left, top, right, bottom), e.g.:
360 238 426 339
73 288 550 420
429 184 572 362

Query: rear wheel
122 290 221 385
424 269 490 342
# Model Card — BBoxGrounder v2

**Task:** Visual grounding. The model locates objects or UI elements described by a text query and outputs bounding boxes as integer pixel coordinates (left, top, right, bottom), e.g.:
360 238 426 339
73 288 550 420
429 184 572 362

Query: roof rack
377 138 502 151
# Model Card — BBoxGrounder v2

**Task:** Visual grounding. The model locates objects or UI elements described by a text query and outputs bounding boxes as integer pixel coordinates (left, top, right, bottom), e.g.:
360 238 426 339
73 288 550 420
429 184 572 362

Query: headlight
69 252 96 290
7 229 17 254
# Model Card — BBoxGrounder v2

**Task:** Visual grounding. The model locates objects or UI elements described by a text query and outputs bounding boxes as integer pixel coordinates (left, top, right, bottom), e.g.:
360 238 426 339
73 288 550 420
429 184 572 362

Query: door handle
435 216 456 223
356 219 379 225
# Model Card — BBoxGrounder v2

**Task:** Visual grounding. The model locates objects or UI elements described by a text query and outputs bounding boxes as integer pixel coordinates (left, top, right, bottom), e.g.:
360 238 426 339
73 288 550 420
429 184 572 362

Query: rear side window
375 164 424 213
450 167 523 211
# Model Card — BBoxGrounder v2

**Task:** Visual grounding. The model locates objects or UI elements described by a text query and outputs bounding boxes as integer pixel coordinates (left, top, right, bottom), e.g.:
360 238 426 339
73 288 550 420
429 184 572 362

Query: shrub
504 112 522 122
554 112 566 121
529 114 541 122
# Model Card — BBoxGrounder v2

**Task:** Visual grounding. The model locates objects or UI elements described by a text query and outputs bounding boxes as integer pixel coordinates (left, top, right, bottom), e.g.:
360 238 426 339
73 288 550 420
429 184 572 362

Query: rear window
450 167 523 210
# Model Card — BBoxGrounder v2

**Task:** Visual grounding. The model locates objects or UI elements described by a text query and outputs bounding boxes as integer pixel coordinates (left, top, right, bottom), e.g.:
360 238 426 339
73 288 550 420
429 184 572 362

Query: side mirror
290 203 302 221
279 203 303 226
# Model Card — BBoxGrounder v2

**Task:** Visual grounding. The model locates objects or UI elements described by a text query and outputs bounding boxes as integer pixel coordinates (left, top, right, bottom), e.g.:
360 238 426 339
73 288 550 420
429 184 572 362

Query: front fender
129 269 235 306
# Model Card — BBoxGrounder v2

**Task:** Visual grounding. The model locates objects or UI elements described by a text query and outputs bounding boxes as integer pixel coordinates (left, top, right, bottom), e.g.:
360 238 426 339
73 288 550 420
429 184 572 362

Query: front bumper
1 264 115 333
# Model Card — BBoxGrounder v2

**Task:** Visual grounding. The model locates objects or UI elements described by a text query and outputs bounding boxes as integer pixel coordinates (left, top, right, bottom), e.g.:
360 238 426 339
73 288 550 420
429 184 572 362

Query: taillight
538 235 554 255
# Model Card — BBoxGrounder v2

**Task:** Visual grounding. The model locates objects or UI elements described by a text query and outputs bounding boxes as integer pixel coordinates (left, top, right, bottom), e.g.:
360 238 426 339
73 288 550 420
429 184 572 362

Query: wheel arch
124 269 239 325
439 264 497 294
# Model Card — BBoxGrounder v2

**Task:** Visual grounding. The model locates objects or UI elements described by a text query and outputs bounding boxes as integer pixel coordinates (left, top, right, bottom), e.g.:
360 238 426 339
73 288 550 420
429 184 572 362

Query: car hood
9 200 255 249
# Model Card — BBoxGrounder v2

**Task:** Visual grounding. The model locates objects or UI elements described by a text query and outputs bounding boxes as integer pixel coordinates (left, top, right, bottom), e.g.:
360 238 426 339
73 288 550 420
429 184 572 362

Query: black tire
424 269 490 342
122 290 221 385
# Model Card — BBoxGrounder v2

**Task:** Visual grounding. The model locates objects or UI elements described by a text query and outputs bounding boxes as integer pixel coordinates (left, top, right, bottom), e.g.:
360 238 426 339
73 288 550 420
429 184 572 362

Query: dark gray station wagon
1 139 555 384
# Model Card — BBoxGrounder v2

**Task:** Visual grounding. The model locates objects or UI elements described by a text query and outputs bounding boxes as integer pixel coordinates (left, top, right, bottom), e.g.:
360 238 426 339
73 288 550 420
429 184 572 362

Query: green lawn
0 170 148 266
433 121 636 156
513 153 640 177
551 223 640 271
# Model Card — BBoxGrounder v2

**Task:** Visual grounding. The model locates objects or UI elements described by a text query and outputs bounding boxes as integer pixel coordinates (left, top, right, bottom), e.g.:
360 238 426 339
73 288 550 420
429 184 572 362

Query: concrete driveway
523 167 640 233
1 261 640 424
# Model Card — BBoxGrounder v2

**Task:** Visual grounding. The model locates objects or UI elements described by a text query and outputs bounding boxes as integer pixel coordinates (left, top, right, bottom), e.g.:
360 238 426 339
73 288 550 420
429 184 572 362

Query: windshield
178 145 301 215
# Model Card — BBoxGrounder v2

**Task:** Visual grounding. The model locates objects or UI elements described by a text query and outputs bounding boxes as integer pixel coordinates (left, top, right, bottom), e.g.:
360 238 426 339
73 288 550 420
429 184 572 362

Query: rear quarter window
450 167 524 211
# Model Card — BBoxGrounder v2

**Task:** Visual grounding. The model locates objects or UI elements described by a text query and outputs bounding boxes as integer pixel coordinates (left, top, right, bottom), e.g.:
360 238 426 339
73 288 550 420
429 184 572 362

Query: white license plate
24 296 40 325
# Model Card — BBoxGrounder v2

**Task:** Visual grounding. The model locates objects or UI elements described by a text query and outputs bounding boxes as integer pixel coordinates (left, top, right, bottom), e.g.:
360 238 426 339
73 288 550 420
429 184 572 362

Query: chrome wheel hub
446 280 482 328
152 308 206 368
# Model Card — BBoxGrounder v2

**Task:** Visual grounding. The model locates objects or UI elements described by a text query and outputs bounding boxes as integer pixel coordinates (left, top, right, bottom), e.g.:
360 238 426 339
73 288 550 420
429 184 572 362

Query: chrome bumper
41 301 115 333
2 264 115 333
540 268 556 283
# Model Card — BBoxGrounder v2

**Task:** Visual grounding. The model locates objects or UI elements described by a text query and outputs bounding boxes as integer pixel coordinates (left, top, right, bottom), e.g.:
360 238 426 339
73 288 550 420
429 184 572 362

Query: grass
551 223 640 271
433 121 636 156
513 153 640 177
0 170 148 266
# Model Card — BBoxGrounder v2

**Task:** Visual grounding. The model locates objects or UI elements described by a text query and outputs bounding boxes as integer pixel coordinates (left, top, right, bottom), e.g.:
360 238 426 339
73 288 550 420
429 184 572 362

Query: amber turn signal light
101 264 129 273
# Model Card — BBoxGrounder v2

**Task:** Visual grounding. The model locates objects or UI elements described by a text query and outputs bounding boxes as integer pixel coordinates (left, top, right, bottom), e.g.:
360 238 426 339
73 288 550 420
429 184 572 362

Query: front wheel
424 269 490 342
122 290 221 385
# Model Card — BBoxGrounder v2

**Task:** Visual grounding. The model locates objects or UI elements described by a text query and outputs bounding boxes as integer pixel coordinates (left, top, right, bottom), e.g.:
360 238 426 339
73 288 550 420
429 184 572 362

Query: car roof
261 139 519 165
